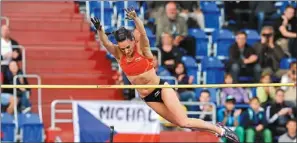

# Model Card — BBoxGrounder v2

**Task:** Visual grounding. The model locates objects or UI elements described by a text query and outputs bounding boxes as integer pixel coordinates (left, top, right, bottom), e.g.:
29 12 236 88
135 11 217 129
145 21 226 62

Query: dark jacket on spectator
273 17 297 41
0 38 22 61
266 102 295 136
253 42 285 71
2 69 29 96
241 107 267 129
229 43 256 66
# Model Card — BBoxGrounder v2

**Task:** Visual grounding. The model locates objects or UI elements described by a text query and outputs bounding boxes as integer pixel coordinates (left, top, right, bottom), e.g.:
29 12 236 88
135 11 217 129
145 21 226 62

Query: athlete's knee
175 118 191 128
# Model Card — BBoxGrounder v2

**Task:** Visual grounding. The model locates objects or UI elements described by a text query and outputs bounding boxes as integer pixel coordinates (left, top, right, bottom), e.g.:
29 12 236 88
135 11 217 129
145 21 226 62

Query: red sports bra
120 47 154 76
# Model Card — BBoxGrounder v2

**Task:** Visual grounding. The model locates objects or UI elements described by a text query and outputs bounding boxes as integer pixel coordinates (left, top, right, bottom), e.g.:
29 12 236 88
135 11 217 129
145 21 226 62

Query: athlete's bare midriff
125 68 160 98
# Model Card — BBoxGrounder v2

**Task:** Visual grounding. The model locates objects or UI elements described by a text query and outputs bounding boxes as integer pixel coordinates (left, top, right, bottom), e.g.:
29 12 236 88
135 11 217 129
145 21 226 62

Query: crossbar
1 83 295 89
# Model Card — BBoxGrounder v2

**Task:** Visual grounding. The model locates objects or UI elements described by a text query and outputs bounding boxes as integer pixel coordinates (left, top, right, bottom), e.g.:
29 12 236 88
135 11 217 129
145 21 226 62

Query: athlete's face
118 39 135 57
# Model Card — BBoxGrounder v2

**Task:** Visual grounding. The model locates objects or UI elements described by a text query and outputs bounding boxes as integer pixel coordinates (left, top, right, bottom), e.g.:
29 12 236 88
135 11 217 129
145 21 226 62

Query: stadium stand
1 1 296 142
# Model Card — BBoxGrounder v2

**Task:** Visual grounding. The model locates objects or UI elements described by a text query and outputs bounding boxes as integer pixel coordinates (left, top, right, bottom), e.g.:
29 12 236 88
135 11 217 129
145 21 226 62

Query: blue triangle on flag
77 105 117 142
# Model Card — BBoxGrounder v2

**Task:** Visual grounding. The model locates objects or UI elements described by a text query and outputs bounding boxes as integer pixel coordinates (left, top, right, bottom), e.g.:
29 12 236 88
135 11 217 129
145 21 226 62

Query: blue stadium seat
116 1 140 20
119 20 135 28
145 27 156 47
239 76 254 83
213 29 235 59
93 8 114 28
115 1 139 12
160 76 176 85
251 87 257 97
1 113 16 142
242 29 260 46
90 1 114 28
200 2 220 30
181 56 198 84
18 113 44 142
280 58 296 69
276 1 297 14
201 56 225 84
188 28 209 59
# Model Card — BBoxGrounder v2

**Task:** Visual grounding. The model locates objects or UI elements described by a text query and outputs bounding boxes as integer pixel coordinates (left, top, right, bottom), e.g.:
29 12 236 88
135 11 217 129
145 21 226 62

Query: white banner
72 100 160 134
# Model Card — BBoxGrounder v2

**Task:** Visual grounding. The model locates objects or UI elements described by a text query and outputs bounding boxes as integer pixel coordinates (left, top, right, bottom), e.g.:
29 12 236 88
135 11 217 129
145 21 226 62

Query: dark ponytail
107 27 134 42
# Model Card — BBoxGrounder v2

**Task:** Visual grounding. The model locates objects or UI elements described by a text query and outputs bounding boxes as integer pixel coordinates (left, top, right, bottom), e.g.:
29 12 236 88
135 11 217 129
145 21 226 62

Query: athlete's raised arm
125 7 152 58
91 17 120 59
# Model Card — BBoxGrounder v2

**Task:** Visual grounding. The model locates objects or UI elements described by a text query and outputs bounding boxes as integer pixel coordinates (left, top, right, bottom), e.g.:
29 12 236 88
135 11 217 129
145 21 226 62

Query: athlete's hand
124 7 137 20
90 17 102 31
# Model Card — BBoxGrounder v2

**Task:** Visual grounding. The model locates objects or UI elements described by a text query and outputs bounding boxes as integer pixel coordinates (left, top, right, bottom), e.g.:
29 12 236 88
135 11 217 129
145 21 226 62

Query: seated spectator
1 92 16 114
1 25 22 73
278 119 297 143
178 1 205 29
228 31 261 83
220 73 250 105
254 26 286 78
156 2 196 57
2 61 31 113
266 89 295 138
273 6 297 56
240 97 272 143
281 61 297 90
257 71 276 107
174 62 195 103
189 89 213 121
153 53 172 77
217 96 244 142
281 61 297 106
159 32 183 74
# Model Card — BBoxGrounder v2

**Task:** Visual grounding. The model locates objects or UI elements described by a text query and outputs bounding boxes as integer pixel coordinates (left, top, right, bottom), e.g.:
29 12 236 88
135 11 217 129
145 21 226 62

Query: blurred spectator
228 31 261 83
174 62 195 103
266 89 295 138
273 6 297 56
281 62 297 107
159 32 183 73
178 1 205 29
190 89 213 121
278 119 297 143
1 25 22 73
152 53 172 77
249 2 278 32
112 71 124 85
146 1 167 21
257 71 276 107
240 97 272 143
281 61 296 91
280 61 296 107
156 2 196 57
217 96 244 142
2 61 31 113
220 73 250 105
254 26 286 78
1 92 16 114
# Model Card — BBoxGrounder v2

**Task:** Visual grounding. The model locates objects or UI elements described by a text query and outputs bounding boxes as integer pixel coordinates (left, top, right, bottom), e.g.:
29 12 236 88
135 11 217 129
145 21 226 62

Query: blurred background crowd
1 1 296 143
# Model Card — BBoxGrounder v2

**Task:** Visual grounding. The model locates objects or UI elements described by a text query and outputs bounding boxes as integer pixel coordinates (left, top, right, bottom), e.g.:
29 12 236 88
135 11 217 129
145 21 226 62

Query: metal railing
0 16 9 26
50 100 216 129
13 74 42 129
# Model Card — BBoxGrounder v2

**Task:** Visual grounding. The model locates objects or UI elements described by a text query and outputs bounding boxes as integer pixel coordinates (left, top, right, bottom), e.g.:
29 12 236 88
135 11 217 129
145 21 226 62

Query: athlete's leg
159 83 223 134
